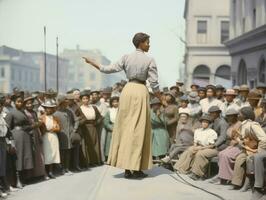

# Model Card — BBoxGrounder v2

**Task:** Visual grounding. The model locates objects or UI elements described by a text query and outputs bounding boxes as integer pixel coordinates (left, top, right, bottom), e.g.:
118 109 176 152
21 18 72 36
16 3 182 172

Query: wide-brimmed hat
188 91 200 101
206 85 216 91
176 80 184 86
41 99 57 108
216 84 225 90
233 85 240 91
208 105 221 113
239 84 249 91
248 90 262 100
11 91 24 101
198 87 206 92
224 89 237 96
150 97 161 105
165 91 176 100
225 108 239 116
256 84 266 89
44 88 58 97
199 115 212 123
102 87 112 94
23 92 36 102
170 85 179 90
80 90 91 98
180 95 189 102
57 94 67 105
190 83 199 89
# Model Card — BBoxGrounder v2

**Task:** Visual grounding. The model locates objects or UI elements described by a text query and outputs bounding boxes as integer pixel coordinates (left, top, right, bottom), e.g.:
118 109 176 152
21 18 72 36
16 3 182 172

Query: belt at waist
129 79 146 85
14 126 23 130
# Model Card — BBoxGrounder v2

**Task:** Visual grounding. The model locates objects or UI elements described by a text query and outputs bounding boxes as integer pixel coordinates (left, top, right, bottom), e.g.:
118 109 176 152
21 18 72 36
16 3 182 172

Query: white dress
42 115 60 165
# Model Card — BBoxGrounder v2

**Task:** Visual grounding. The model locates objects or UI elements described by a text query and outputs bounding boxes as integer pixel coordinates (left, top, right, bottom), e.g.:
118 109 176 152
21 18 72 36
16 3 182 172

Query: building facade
0 46 40 93
25 52 69 93
61 46 124 91
225 0 266 88
184 0 232 89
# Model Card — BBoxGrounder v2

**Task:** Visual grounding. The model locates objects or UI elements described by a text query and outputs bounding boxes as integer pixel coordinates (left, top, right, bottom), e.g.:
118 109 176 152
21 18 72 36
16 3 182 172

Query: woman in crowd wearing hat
199 85 223 115
211 108 242 185
174 115 218 180
39 99 61 179
103 96 119 161
247 90 262 119
54 95 75 174
79 90 103 166
83 32 160 179
190 84 199 92
231 107 266 190
150 97 170 160
65 93 82 172
5 92 34 187
161 109 194 164
23 93 46 180
164 91 179 145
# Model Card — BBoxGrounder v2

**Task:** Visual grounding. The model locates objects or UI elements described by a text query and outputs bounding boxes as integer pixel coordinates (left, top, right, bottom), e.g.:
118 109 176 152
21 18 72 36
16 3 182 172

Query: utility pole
56 36 59 92
44 26 47 91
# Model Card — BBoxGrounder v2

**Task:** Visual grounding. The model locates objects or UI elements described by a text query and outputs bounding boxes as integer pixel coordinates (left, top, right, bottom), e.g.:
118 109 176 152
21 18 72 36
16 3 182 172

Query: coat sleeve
103 112 113 132
99 55 126 74
4 112 14 130
215 120 229 148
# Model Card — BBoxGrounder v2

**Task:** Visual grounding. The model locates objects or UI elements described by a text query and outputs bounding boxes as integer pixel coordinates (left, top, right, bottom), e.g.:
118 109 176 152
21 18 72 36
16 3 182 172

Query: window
197 21 207 33
253 9 256 29
221 21 229 43
11 68 15 80
197 20 207 44
242 18 246 33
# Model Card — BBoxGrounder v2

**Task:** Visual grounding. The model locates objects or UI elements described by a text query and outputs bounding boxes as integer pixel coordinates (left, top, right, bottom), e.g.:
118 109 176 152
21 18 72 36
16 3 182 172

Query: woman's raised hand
82 57 100 70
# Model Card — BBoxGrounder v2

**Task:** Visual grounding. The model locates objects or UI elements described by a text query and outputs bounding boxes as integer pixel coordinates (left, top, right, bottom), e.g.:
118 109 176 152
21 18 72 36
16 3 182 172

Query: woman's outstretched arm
82 55 125 74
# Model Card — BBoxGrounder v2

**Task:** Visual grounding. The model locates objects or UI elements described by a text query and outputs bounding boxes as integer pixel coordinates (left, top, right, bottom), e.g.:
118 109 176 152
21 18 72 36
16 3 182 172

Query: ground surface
7 165 264 200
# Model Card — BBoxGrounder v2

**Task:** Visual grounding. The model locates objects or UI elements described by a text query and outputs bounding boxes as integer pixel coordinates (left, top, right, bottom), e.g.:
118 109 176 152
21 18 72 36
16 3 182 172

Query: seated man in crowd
161 109 194 163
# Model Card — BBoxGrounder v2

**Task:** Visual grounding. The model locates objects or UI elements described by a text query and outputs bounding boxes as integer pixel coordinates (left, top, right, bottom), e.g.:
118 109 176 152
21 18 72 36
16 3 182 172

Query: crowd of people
0 80 265 200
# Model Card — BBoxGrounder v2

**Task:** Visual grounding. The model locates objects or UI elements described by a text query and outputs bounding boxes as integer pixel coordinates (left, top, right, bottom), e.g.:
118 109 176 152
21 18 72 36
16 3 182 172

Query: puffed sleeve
147 58 160 93
208 130 218 145
99 55 126 74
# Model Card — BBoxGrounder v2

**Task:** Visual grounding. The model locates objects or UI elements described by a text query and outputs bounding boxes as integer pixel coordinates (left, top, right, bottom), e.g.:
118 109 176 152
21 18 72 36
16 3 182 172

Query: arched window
215 65 231 88
193 65 210 86
238 59 247 85
258 58 266 83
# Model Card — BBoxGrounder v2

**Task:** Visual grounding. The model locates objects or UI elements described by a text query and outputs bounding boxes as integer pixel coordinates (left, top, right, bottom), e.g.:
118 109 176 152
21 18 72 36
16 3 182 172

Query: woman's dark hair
240 106 255 121
132 32 150 48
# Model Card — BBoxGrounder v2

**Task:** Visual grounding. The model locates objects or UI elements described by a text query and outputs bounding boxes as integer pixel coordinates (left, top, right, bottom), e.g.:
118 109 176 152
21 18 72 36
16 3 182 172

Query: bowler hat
208 106 221 113
199 115 212 123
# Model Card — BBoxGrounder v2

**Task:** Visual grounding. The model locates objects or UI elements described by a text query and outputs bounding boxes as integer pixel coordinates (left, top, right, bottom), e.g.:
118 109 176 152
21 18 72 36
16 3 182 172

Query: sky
0 0 186 87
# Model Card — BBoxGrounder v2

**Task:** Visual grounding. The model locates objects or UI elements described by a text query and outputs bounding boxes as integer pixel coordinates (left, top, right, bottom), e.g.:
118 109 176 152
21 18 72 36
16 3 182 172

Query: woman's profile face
139 39 150 52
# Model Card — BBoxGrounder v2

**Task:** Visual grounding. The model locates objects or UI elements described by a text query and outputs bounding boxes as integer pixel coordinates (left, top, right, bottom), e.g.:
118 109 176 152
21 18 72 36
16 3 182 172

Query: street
7 165 258 200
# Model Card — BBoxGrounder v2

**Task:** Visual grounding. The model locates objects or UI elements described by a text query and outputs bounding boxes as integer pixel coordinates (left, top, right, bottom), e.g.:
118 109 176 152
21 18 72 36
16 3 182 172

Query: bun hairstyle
132 32 150 48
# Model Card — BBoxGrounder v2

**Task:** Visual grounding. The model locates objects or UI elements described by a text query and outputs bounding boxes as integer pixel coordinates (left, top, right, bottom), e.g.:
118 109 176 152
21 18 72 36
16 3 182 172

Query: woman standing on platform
83 32 160 179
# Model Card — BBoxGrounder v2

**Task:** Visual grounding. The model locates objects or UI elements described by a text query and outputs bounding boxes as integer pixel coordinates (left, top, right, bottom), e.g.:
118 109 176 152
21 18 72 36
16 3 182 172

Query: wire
159 161 226 200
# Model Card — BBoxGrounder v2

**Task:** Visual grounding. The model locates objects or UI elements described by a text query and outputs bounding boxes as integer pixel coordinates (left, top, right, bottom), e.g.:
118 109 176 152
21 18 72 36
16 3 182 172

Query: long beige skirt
107 82 153 171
